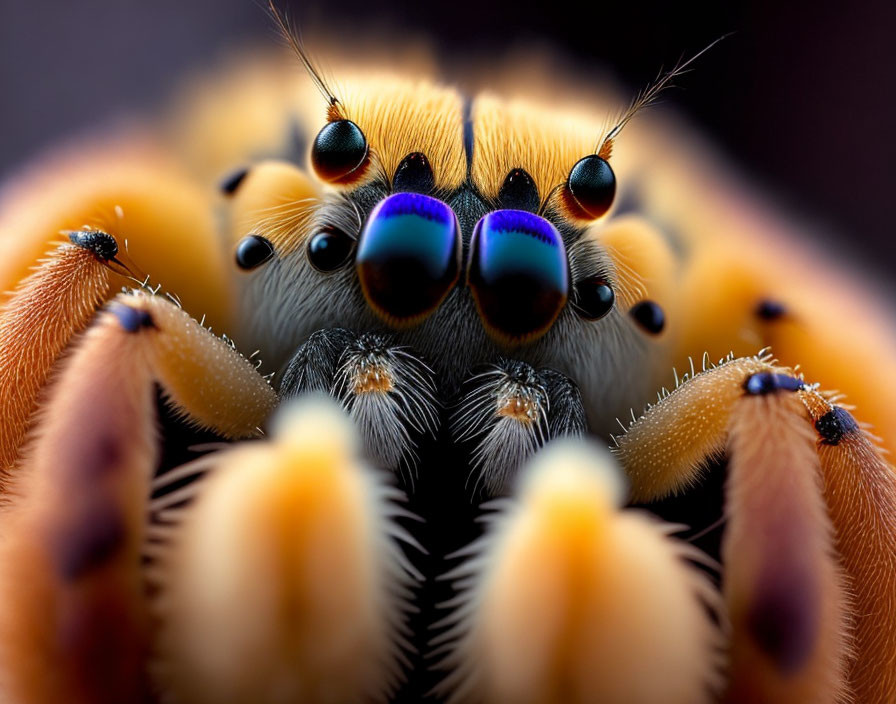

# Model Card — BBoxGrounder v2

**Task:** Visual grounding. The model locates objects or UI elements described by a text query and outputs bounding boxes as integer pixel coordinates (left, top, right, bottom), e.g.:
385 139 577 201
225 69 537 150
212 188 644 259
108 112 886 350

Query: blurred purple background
0 0 893 273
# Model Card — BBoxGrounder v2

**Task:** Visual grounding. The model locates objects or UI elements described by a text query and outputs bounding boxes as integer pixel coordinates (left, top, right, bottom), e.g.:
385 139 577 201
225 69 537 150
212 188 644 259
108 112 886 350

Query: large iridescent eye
565 154 616 219
356 192 461 324
310 119 369 183
468 210 569 343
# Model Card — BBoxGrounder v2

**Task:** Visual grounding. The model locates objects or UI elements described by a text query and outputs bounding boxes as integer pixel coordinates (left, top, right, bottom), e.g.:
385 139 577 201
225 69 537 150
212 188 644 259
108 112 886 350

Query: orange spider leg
799 392 896 703
614 357 896 701
0 298 157 704
723 389 848 703
0 234 116 472
0 139 264 470
673 241 896 458
0 294 276 703
613 356 771 501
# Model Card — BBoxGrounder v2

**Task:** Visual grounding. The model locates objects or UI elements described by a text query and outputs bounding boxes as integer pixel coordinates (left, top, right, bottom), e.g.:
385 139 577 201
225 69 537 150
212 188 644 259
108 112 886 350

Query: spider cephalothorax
231 65 671 494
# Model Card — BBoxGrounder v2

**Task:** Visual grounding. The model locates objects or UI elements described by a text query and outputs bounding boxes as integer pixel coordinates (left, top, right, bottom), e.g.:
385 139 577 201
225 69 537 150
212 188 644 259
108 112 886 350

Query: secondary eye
392 152 435 193
565 154 616 219
307 226 353 272
572 277 615 320
235 234 275 270
498 168 540 212
630 300 665 334
310 120 369 183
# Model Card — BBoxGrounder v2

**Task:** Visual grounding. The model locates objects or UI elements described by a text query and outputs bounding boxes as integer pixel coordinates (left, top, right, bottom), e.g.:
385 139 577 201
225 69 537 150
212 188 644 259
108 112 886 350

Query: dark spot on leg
53 496 126 582
748 560 819 674
756 299 787 321
219 166 250 196
68 230 118 261
814 406 859 445
108 302 155 333
630 300 665 334
70 432 124 483
744 371 804 395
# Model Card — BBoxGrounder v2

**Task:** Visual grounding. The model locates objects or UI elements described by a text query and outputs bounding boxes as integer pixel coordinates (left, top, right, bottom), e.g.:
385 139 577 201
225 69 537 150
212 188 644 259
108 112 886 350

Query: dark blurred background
0 0 893 272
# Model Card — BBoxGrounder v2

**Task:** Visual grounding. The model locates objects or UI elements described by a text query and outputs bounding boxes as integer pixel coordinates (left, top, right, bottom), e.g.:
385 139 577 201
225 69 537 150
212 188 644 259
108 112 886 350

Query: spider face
236 96 661 439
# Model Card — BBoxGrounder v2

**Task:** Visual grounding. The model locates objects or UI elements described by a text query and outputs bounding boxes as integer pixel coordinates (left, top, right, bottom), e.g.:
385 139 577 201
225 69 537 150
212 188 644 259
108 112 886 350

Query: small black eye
566 155 616 219
235 234 275 270
498 168 540 212
756 299 787 321
307 227 353 272
393 152 435 193
630 300 665 334
311 120 369 183
572 277 615 320
219 165 249 196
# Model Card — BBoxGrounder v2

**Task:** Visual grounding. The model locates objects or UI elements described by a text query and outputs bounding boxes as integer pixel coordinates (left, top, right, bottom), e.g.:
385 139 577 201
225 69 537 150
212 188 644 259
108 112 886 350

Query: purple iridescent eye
356 192 461 325
468 210 569 343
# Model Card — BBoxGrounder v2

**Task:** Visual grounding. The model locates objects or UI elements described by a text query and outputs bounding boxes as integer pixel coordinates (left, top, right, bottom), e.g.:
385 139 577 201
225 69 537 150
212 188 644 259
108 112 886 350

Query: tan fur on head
283 55 614 203
471 93 601 205
324 74 467 192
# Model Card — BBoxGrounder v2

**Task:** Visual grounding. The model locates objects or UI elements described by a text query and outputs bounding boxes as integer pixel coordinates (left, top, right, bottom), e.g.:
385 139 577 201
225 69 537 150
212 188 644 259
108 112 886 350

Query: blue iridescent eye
468 210 569 343
356 192 461 324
